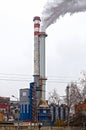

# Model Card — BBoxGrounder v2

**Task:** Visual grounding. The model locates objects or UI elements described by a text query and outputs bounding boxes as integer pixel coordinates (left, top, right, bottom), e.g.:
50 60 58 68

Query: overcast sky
0 0 86 100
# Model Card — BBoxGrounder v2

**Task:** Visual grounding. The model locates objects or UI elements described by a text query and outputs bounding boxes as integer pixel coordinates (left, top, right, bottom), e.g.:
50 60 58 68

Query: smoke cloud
41 0 86 30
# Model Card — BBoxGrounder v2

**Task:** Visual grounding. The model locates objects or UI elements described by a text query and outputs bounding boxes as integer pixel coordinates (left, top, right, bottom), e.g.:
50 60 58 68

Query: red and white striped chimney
33 16 47 100
33 16 41 86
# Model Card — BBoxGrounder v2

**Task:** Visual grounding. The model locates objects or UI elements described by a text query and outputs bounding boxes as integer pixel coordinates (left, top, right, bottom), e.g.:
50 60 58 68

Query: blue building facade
20 88 30 121
49 104 68 123
20 82 36 121
20 82 68 124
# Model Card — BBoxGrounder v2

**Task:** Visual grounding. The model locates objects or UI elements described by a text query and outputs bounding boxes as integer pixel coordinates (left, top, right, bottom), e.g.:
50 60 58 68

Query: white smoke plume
41 0 86 30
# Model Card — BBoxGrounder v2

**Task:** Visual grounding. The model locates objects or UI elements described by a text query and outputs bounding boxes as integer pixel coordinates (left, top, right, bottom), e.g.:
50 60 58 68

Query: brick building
75 99 86 114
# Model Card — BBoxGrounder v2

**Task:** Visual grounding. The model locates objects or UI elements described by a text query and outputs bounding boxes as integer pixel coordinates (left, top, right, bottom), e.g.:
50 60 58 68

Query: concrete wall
0 125 86 130
0 125 29 130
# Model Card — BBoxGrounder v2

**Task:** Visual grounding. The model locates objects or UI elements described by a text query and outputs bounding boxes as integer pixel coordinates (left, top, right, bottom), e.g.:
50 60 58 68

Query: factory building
19 86 68 125
20 88 30 120
0 97 20 121
19 82 51 123
49 104 68 123
19 16 68 125
0 97 10 121
19 16 49 122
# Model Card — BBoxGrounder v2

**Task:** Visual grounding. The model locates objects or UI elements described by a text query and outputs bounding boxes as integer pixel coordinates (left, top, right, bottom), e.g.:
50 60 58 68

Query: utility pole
66 86 70 127
58 100 60 127
12 95 20 130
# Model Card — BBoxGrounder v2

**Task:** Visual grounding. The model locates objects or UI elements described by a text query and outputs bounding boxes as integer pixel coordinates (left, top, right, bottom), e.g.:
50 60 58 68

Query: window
43 110 46 113
27 104 29 113
23 105 25 113
22 92 26 96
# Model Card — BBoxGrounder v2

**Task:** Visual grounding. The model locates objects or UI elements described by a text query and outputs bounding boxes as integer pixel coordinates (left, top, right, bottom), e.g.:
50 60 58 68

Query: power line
0 73 32 77
0 78 78 84
0 76 32 80
0 73 79 84
47 81 70 84
0 78 31 82
0 77 78 83
0 73 78 78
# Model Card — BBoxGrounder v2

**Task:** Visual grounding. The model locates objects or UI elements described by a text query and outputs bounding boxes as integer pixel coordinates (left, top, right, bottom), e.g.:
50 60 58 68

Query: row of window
20 104 29 113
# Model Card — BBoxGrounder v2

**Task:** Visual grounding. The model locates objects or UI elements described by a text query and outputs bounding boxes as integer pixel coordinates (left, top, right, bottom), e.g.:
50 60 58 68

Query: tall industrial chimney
39 32 47 100
33 16 41 86
33 16 47 101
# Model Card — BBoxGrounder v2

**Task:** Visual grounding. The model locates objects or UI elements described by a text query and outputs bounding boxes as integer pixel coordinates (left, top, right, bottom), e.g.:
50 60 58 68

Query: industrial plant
19 16 69 125
0 16 69 125
0 16 86 127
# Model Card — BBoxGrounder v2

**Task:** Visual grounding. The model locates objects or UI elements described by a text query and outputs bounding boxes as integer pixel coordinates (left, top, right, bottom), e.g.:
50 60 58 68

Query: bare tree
70 82 83 111
65 82 83 113
48 89 60 105
79 70 86 100
64 71 86 114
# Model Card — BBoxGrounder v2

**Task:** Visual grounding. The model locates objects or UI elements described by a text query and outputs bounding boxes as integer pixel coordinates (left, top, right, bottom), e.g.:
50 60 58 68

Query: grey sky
0 0 86 99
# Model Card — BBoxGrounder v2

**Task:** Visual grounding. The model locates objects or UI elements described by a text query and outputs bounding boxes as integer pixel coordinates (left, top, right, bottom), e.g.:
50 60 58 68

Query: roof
38 99 48 107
